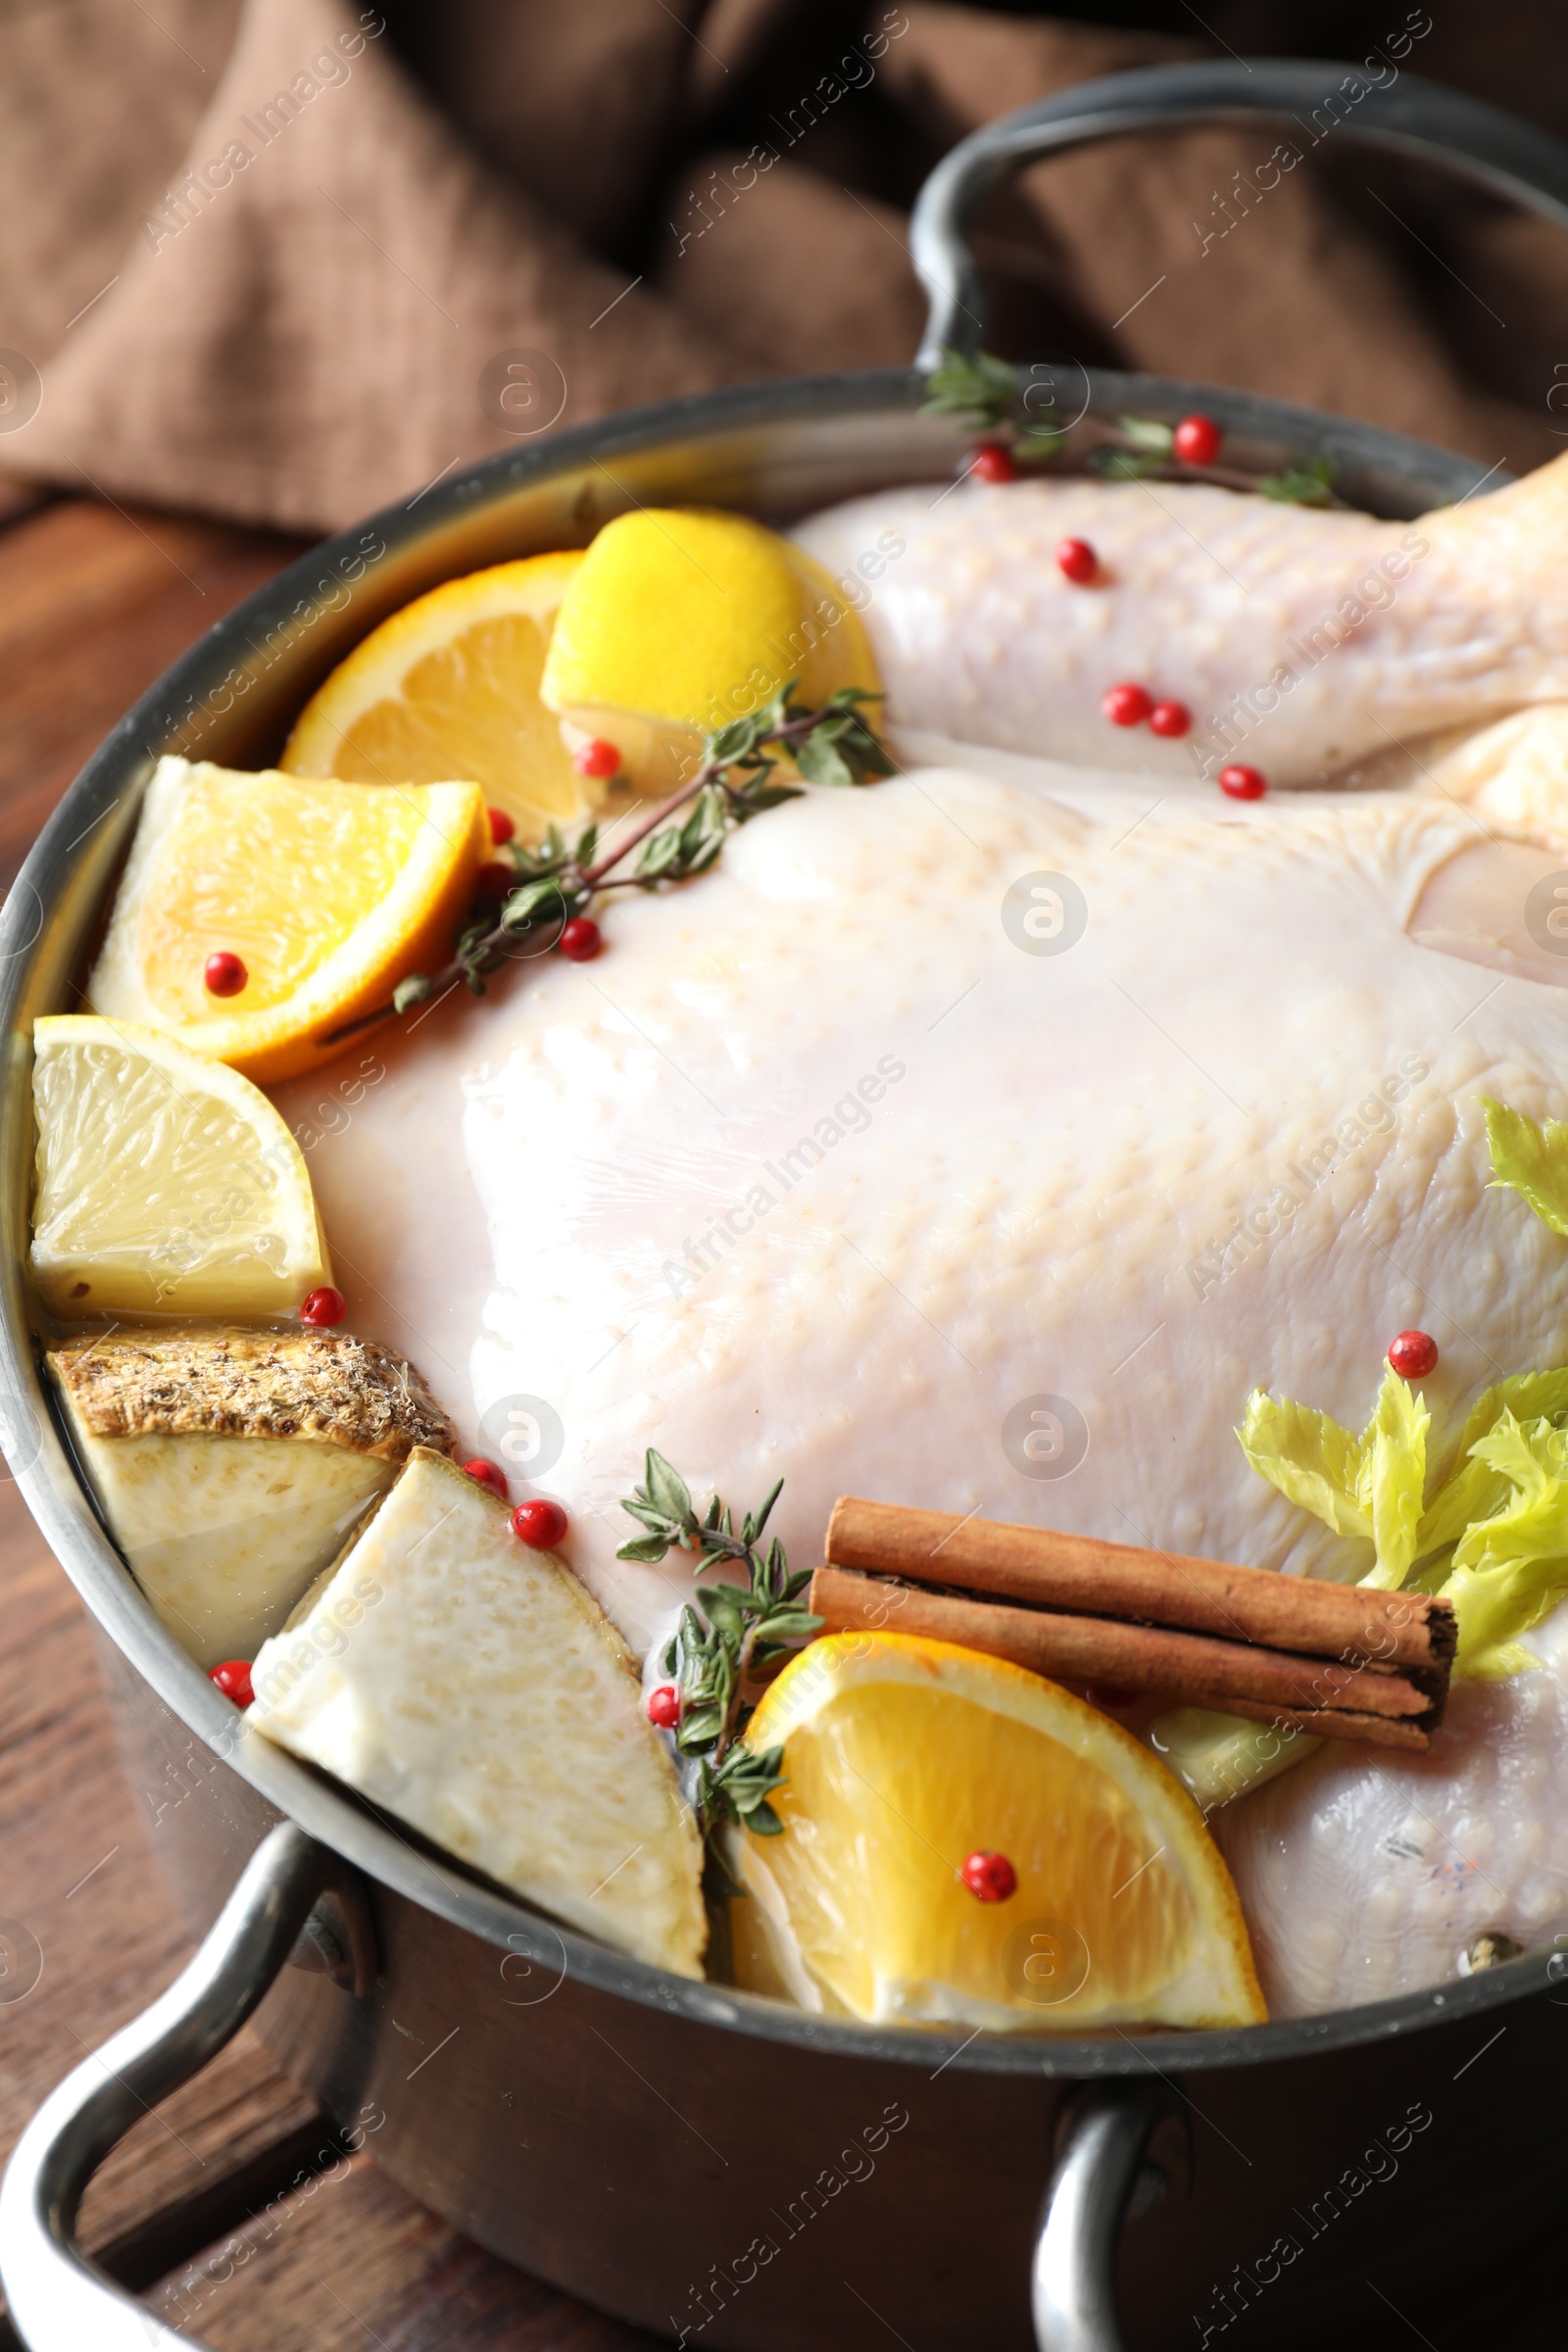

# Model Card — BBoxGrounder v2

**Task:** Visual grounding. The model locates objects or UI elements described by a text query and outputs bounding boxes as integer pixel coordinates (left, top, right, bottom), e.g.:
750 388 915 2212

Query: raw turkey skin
1214 1602 1568 2017
794 455 1568 784
273 758 1568 1667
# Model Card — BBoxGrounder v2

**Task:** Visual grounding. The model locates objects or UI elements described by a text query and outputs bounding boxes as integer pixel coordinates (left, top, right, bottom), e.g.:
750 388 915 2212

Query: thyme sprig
923 347 1341 505
368 683 890 1034
1257 454 1336 508
923 346 1069 464
617 1449 822 1881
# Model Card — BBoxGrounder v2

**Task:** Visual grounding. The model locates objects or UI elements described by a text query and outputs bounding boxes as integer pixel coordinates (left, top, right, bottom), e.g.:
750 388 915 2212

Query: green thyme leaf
740 1478 784 1546
1118 415 1176 454
795 731 857 787
621 1456 823 1871
710 713 768 764
754 1609 823 1645
1014 421 1068 459
1091 446 1164 481
1258 455 1334 507
797 709 895 788
726 775 802 821
921 346 1019 429
392 973 432 1013
500 876 569 932
645 1449 694 1524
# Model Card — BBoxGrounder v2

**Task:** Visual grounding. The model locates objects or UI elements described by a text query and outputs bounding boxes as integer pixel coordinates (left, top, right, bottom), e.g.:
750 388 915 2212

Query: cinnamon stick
808 1567 1435 1749
813 1496 1456 1749
825 1498 1455 1671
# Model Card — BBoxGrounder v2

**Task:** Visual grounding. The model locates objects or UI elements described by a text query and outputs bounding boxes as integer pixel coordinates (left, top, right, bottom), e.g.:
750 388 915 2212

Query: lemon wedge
86 758 486 1084
732 1633 1265 2033
539 509 879 791
280 554 594 838
30 1016 330 1320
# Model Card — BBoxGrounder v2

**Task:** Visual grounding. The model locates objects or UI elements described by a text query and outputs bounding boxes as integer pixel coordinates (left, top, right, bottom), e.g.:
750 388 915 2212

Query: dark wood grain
0 493 1555 2351
0 497 308 894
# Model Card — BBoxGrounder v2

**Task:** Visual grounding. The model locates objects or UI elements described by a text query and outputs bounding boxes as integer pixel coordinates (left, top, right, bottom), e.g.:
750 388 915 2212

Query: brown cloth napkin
1 0 1563 534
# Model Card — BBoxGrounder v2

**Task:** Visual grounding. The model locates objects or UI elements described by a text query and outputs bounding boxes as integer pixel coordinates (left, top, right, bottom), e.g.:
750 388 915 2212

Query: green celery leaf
1435 1410 1568 1677
1238 1390 1372 1545
1362 1369 1429 1589
1416 1367 1568 1555
1237 1367 1427 1585
1483 1097 1568 1238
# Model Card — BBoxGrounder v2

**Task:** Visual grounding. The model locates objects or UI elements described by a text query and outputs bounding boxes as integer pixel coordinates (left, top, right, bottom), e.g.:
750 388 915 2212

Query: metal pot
3 60 1568 2352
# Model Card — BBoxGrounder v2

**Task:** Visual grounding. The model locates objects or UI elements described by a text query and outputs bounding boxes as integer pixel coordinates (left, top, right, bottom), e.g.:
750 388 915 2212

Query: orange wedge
732 1633 1264 2033
86 758 486 1083
279 553 594 839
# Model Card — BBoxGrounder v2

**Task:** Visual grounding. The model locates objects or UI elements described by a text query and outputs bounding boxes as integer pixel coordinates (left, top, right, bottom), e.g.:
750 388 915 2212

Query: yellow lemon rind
29 1013 329 1320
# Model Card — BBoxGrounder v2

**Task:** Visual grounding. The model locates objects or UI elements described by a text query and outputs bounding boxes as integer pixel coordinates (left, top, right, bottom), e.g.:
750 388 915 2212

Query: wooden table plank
0 491 1557 2352
144 2154 662 2350
0 497 307 894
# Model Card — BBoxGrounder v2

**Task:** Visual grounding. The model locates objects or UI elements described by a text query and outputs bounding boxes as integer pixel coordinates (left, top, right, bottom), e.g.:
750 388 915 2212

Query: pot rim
2 361 1546 2080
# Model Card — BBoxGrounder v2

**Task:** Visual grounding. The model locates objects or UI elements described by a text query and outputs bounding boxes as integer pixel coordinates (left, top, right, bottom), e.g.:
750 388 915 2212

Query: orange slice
732 1633 1265 2033
86 758 486 1083
279 553 593 839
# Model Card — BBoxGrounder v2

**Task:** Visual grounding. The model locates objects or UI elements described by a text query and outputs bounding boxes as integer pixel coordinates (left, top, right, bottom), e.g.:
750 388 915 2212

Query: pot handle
1032 2078 1189 2352
0 1820 340 2352
912 57 1568 368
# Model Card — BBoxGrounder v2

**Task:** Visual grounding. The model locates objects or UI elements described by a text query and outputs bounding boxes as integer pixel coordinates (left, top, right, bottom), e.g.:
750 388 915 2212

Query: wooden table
0 491 1555 2351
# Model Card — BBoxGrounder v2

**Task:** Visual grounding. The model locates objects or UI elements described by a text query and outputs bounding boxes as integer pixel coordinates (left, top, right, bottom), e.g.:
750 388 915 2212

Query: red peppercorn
560 916 602 962
1173 414 1222 467
1218 763 1267 800
513 1497 568 1548
474 861 515 900
209 1659 254 1708
204 951 247 998
1388 1330 1438 1380
961 1850 1018 1903
486 808 516 846
1149 699 1192 738
970 440 1018 484
573 738 622 779
463 1457 509 1497
646 1684 682 1730
1055 536 1098 584
300 1286 346 1327
1102 682 1152 727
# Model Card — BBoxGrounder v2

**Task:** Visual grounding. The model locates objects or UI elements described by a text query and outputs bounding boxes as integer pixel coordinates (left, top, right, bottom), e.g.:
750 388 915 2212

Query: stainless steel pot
3 60 1568 2352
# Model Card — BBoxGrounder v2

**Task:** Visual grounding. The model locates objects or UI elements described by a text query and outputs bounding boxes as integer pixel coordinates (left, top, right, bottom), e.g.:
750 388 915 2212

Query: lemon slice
30 1016 330 1319
86 758 486 1084
280 554 594 839
733 1633 1264 2033
539 509 880 791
